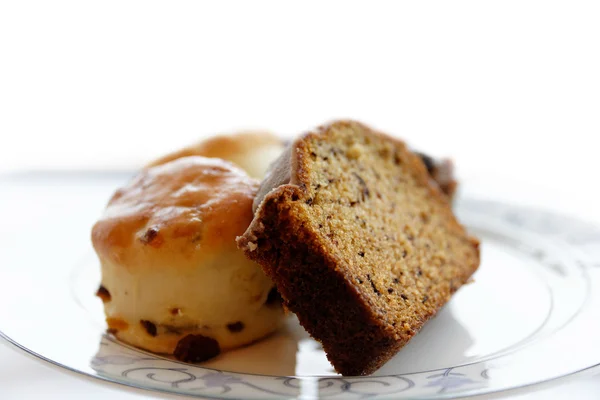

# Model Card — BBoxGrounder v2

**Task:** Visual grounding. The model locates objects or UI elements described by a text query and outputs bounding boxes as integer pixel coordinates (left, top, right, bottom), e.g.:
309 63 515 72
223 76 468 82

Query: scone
237 120 480 376
147 131 285 179
92 157 284 362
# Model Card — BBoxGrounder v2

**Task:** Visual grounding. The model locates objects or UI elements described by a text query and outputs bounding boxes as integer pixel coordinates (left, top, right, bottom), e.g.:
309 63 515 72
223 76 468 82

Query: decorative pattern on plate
92 336 490 399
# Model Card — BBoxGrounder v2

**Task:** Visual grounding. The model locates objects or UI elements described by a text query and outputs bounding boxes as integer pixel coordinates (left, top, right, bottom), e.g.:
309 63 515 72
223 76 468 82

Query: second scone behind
147 131 285 179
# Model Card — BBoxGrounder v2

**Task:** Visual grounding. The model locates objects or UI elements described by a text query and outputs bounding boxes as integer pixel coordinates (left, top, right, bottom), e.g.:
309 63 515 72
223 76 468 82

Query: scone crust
238 120 480 375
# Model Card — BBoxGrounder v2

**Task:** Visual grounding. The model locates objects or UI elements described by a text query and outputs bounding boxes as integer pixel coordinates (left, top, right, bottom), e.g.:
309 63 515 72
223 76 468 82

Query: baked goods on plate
92 157 284 362
237 120 480 375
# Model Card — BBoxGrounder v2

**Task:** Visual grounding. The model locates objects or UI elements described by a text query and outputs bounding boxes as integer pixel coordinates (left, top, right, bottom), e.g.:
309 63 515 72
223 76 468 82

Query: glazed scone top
92 156 258 269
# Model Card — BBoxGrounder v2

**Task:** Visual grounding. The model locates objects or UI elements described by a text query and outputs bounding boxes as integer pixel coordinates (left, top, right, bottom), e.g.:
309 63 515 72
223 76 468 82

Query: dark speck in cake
140 227 159 244
366 274 380 295
95 285 111 302
173 334 220 362
140 320 157 337
226 321 244 333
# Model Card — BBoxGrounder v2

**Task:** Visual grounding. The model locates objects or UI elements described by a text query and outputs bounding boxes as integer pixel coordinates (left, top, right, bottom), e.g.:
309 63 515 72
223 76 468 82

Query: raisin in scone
237 120 480 376
92 157 284 362
147 131 285 179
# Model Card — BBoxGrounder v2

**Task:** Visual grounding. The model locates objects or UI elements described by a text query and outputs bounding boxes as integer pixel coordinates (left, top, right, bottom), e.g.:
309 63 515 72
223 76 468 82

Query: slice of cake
237 120 480 376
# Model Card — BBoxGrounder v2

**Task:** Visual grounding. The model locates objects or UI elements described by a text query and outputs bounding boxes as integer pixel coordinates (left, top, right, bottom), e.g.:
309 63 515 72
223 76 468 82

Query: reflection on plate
1 173 600 399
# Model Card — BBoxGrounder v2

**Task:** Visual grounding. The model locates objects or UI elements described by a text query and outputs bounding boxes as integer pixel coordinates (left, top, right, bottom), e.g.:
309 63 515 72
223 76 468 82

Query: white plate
1 172 599 399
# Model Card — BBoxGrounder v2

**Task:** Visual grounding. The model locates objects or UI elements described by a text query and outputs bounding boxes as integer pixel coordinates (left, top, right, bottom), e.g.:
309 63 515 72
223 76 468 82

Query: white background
1 1 599 399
